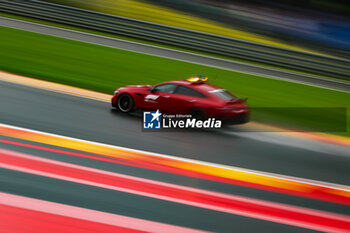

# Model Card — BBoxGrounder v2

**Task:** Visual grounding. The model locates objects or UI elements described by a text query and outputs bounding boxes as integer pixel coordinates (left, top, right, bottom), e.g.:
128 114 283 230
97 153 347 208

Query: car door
168 85 207 114
142 84 177 111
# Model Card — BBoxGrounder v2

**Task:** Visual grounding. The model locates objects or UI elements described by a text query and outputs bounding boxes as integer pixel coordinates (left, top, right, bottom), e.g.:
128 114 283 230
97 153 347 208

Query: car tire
117 94 135 113
190 108 206 120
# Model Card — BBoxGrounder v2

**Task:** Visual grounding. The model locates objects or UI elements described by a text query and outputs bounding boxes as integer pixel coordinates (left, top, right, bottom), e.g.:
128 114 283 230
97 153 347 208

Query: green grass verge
1 12 347 84
1 26 349 136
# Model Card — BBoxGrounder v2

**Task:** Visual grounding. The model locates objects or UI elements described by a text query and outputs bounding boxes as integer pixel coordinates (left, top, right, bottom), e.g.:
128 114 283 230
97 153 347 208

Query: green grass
1 12 348 84
0 26 349 136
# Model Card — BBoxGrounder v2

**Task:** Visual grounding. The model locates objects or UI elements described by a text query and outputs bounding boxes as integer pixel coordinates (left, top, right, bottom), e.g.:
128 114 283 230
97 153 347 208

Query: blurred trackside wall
42 0 314 53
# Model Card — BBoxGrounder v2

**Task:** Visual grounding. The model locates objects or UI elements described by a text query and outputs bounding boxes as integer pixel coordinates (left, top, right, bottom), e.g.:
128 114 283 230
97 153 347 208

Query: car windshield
209 89 236 101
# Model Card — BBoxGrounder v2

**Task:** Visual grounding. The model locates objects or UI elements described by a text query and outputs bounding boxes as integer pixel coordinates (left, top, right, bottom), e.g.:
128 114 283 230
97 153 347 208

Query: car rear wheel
117 94 134 113
190 108 206 120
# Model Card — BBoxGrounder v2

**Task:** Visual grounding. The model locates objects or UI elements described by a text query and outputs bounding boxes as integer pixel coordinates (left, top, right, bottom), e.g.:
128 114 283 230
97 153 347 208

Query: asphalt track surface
1 16 350 92
1 80 350 232
1 17 350 232
1 80 350 185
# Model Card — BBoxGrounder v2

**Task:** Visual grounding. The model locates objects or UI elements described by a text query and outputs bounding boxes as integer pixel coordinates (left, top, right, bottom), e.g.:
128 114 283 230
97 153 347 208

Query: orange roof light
186 76 208 83
187 77 200 83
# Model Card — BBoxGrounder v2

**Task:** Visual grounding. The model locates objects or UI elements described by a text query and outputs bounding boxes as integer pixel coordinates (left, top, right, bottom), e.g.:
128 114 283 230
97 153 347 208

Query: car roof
163 80 220 93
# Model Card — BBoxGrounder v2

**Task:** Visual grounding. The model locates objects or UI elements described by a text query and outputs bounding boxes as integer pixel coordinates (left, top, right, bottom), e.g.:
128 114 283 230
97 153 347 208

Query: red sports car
111 77 249 124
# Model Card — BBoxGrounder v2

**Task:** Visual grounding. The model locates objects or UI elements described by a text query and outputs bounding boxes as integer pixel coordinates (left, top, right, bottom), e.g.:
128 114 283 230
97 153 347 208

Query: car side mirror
150 87 156 93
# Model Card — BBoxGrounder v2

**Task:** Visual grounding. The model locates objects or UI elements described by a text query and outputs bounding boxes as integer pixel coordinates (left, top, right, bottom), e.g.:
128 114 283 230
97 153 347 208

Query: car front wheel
117 94 134 113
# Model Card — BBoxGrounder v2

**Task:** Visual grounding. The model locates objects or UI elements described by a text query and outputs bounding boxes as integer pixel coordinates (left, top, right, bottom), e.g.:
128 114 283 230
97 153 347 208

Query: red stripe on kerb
1 138 349 206
1 149 349 232
0 204 144 233
0 193 208 233
0 139 139 167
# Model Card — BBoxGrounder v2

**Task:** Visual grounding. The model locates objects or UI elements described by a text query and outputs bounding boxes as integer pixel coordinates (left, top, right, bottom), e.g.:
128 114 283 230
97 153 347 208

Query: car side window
175 85 206 98
153 84 177 93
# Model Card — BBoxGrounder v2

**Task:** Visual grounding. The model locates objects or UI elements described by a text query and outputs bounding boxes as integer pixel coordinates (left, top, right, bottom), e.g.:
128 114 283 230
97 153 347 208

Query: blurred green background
1 26 348 135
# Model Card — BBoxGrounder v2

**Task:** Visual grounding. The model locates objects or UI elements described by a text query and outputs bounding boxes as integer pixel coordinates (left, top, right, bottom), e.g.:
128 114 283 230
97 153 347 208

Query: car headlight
114 90 119 95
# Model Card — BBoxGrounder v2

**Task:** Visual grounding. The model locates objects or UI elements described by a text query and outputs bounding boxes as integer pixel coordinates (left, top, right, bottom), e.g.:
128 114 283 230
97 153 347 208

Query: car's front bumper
111 94 118 107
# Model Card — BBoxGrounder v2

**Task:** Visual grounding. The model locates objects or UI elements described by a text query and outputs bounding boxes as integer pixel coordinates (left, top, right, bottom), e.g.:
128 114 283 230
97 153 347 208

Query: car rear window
175 85 206 98
209 89 236 101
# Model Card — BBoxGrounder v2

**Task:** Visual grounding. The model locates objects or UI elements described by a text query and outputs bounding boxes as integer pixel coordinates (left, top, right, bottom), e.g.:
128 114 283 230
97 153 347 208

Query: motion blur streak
1 149 350 232
0 205 145 233
1 123 349 205
0 192 207 233
2 71 349 147
0 139 143 168
0 71 111 102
